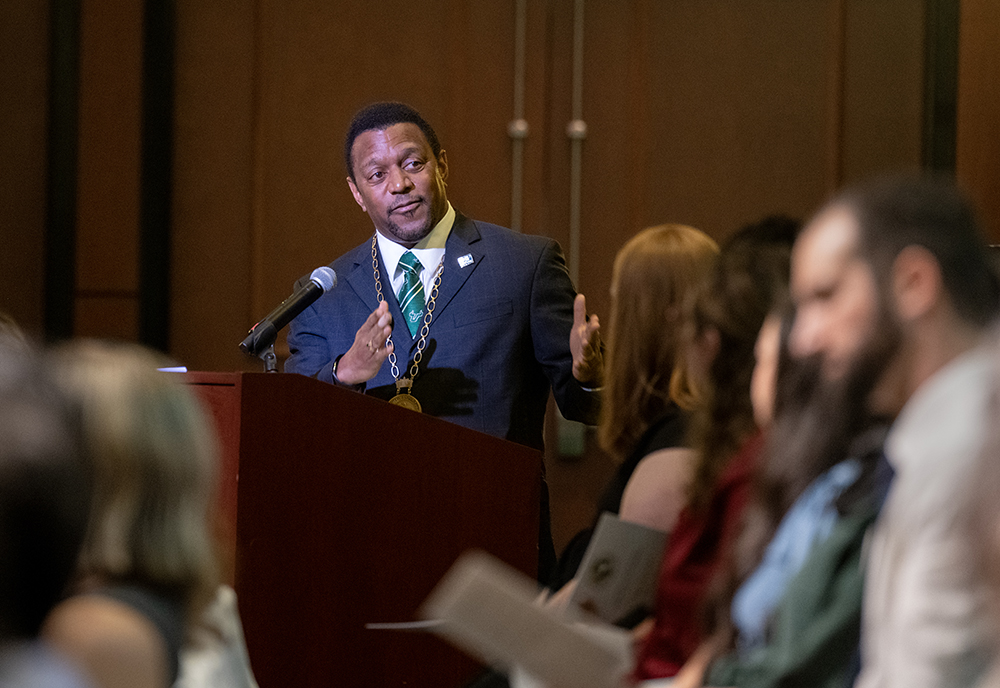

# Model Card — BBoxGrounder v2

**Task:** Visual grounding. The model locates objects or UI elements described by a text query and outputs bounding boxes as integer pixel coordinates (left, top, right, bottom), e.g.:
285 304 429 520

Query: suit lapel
345 238 415 354
432 213 483 319
344 239 380 314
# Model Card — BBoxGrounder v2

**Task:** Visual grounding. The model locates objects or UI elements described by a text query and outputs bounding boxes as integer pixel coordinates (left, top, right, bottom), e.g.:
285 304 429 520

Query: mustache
390 197 425 213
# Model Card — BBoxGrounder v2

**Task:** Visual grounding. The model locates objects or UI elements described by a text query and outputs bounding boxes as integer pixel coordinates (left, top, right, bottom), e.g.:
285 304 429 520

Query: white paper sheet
567 512 668 624
421 550 633 688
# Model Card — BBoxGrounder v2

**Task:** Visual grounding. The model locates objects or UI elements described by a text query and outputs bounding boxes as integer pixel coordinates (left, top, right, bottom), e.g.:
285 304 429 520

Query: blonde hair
51 340 218 614
598 225 719 462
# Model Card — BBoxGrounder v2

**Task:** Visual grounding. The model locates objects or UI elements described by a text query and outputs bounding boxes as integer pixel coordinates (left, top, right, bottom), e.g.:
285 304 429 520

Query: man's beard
730 302 903 595
382 199 434 244
384 217 433 244
763 299 902 505
835 297 904 425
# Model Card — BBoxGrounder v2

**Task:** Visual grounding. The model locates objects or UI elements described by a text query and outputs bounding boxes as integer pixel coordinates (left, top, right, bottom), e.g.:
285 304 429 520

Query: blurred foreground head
0 343 90 638
790 175 999 411
51 340 218 609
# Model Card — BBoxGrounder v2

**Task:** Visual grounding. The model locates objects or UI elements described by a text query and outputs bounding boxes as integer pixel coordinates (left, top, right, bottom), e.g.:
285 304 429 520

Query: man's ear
437 149 449 183
892 245 942 321
347 177 367 212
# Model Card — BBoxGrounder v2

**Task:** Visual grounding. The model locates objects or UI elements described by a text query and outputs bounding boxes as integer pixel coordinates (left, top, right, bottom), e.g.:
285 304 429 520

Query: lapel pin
457 253 475 268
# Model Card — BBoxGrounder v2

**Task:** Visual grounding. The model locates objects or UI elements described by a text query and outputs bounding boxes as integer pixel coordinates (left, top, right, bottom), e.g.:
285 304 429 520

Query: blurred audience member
549 224 719 592
43 341 220 688
0 342 92 686
632 216 798 681
787 175 1000 688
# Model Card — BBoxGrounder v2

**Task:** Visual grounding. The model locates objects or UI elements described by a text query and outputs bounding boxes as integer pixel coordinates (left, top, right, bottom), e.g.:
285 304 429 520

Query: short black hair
344 102 442 181
834 174 1000 328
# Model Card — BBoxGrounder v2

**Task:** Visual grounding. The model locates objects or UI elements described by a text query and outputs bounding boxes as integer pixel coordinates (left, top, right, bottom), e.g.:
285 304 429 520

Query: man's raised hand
334 300 394 386
570 293 603 386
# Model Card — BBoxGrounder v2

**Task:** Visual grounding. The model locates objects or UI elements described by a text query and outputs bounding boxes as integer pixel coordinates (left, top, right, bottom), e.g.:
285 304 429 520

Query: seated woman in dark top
43 341 219 688
548 224 719 593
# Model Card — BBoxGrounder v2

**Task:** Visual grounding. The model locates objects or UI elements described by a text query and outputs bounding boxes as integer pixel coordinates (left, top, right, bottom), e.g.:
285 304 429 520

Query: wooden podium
185 372 542 687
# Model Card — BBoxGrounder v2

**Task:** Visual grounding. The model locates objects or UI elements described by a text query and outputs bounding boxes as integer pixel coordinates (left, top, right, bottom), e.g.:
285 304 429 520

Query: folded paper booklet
567 512 669 624
421 550 633 688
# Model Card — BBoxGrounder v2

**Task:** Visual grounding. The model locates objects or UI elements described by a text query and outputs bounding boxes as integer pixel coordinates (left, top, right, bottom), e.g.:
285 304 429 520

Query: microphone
240 266 337 356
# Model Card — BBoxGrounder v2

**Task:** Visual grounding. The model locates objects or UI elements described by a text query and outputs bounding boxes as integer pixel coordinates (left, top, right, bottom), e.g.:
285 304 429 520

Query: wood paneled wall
170 0 931 375
0 1 50 335
958 0 1000 242
74 0 143 341
3 0 973 355
171 0 256 372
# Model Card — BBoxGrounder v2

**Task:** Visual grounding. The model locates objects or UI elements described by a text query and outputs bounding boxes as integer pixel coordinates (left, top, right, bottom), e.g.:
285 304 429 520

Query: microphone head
310 266 337 292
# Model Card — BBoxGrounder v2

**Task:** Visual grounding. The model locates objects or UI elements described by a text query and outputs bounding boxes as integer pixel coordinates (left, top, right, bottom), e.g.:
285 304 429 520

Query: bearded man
788 175 1000 688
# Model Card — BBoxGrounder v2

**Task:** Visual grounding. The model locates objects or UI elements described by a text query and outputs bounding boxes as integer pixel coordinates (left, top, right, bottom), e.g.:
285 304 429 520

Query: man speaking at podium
286 100 602 445
284 102 602 572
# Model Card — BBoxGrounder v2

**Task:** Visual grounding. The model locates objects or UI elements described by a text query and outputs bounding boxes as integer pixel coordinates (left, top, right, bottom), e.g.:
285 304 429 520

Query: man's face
788 207 884 383
347 122 449 247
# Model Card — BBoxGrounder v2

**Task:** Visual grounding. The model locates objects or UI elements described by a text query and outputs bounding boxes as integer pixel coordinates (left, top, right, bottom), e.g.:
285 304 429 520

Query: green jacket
706 504 879 688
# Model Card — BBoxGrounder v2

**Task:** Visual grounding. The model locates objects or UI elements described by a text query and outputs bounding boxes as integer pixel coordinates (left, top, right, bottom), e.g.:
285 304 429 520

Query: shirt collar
375 202 455 278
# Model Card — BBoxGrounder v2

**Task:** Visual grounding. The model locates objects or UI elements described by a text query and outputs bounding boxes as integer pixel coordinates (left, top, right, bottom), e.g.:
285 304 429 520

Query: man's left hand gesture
570 293 603 386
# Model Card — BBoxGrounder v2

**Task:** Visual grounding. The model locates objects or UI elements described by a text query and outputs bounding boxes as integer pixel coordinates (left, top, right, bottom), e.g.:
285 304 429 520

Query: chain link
371 235 444 384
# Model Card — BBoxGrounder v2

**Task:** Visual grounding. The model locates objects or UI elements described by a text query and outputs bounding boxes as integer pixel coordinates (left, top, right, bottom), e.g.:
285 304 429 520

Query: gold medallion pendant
389 378 422 413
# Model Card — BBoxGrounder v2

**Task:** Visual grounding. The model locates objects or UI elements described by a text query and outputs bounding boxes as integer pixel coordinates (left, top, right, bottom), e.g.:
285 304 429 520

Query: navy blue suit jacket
285 213 600 451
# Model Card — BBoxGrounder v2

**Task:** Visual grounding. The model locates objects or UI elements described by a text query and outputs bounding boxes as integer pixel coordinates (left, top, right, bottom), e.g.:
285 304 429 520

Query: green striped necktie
397 251 425 338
